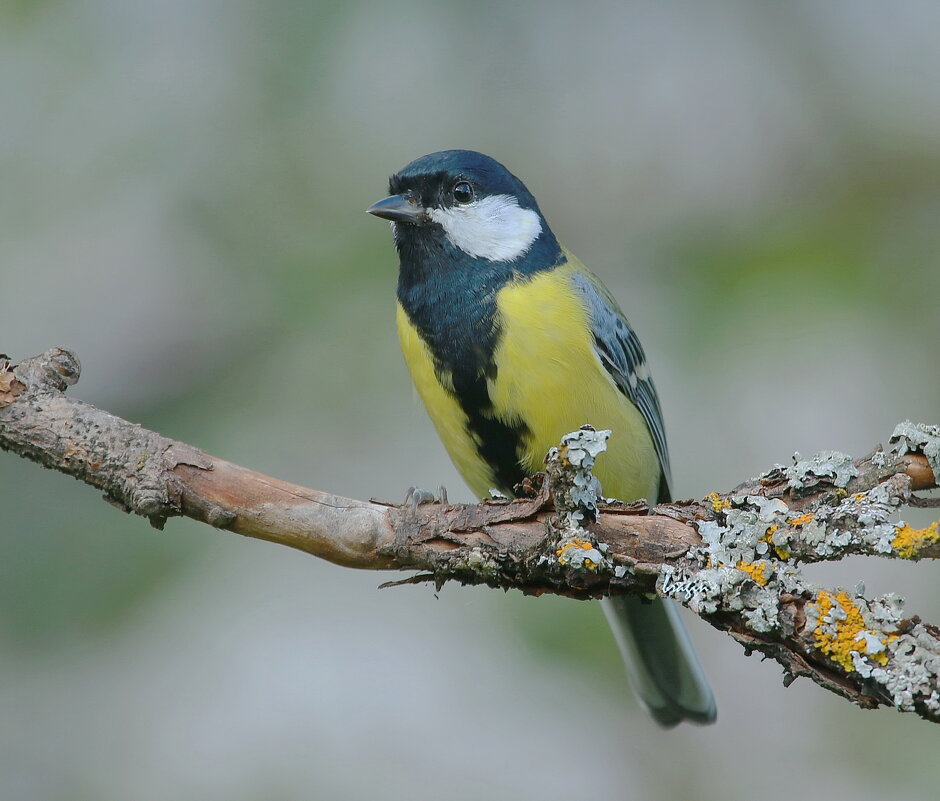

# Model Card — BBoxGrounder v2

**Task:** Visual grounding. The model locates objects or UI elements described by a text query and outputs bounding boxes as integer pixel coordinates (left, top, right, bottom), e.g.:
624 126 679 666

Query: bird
367 149 716 726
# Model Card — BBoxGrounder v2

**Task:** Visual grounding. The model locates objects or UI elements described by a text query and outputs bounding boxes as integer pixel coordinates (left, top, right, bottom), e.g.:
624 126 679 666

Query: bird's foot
403 485 449 511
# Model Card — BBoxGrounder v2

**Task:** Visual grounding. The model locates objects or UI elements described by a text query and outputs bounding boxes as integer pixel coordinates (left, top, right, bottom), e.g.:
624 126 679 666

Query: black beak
366 193 427 223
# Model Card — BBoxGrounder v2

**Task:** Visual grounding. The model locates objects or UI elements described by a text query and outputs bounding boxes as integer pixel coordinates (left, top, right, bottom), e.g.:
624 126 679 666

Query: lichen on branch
2 348 940 722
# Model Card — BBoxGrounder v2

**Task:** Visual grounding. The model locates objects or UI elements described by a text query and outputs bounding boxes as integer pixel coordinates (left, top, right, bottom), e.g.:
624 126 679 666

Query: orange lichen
789 512 815 527
556 539 593 557
892 522 940 560
706 492 731 513
812 590 890 673
556 539 599 570
759 525 791 560
735 560 770 586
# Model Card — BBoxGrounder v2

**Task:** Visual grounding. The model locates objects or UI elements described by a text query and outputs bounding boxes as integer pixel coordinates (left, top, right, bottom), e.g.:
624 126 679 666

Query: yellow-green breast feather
397 254 661 503
492 257 661 502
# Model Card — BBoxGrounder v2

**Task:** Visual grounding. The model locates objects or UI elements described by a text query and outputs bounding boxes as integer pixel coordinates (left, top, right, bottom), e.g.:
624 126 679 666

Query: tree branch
3 348 940 722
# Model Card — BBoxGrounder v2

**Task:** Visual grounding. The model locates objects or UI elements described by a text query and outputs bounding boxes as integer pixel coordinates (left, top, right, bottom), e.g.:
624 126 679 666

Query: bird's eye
452 181 474 204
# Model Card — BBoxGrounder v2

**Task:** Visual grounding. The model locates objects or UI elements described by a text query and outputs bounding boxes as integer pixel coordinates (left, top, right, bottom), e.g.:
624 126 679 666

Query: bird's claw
404 485 449 510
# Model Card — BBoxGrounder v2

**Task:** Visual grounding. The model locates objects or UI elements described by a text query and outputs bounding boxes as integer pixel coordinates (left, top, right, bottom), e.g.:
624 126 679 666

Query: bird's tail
601 595 716 727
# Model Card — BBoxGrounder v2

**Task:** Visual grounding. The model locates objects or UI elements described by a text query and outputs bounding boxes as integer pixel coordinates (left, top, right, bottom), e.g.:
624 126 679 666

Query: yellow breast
491 259 660 503
396 258 661 503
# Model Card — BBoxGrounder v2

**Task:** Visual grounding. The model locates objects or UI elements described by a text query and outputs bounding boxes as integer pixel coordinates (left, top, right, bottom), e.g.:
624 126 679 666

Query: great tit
368 150 716 726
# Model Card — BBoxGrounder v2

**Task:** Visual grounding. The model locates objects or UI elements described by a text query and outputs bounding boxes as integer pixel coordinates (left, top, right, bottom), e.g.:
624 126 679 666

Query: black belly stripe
454 371 529 496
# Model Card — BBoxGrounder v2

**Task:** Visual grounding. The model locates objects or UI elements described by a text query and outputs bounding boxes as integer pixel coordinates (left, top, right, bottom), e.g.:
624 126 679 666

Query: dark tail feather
601 595 716 727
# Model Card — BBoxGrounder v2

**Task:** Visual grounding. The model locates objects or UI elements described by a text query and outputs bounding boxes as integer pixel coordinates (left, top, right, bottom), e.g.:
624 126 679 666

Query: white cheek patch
428 194 542 262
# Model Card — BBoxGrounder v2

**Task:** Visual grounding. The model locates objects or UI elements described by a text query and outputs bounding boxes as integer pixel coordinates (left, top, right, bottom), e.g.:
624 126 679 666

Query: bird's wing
570 270 672 500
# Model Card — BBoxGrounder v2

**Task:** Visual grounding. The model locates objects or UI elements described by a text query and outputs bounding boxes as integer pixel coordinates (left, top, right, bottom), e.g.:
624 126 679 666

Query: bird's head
367 150 558 266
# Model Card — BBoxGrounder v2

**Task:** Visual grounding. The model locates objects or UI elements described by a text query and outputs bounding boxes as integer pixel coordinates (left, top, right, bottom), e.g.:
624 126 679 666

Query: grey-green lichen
804 589 940 714
541 422 940 716
663 529 940 713
661 485 899 638
786 483 901 559
546 426 611 526
657 434 940 715
658 562 794 633
657 494 798 632
786 450 859 490
702 468 920 565
876 624 940 713
892 420 940 485
544 426 617 574
757 476 932 563
698 496 790 565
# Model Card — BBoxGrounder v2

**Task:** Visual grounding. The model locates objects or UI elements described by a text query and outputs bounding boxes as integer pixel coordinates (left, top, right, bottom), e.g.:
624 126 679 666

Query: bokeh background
3 1 940 799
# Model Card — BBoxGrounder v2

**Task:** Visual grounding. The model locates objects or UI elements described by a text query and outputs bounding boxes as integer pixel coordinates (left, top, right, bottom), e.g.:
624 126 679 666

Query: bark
3 348 940 723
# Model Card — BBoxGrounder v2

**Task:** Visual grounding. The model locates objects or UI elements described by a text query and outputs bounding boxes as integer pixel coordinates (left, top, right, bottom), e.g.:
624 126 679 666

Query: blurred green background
2 1 940 799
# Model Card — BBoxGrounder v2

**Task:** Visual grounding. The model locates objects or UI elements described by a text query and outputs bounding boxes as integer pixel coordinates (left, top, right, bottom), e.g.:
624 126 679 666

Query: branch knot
13 347 81 395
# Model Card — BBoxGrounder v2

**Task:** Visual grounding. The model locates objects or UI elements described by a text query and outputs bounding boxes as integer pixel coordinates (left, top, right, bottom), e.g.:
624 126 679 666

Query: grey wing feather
570 272 671 496
572 271 716 726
